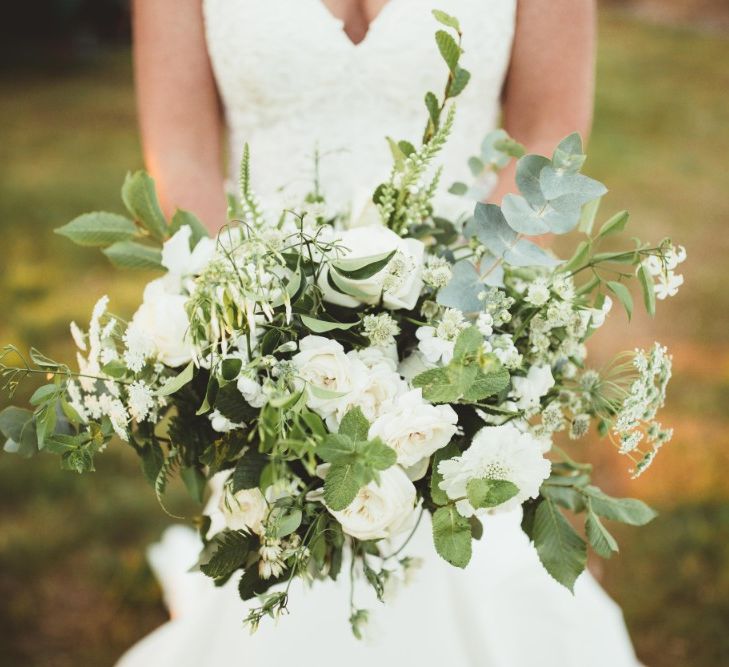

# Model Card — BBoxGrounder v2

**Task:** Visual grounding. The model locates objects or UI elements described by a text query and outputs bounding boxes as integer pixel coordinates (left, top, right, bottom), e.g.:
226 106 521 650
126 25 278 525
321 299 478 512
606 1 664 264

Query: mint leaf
324 462 365 511
338 406 370 442
432 505 472 568
466 478 519 509
430 441 460 506
452 326 482 363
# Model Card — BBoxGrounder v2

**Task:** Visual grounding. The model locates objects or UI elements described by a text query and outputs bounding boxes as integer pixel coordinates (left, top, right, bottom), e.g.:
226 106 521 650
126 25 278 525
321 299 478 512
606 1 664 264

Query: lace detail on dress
203 0 516 217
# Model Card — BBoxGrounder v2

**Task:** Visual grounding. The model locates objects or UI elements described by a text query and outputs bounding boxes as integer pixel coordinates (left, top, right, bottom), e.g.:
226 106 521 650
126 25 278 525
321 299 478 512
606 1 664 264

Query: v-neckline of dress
314 0 400 49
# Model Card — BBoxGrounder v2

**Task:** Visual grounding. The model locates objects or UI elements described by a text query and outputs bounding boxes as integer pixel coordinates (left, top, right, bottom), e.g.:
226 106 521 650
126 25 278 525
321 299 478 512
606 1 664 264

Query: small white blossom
525 278 550 307
363 313 400 347
127 381 155 422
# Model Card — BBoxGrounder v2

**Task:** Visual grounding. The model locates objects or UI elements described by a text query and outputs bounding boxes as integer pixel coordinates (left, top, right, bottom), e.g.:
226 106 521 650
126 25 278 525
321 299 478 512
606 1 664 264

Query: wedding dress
117 1 641 665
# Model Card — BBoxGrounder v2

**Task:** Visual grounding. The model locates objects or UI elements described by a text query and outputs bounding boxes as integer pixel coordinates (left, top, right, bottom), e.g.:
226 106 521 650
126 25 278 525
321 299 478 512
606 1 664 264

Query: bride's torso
203 0 517 216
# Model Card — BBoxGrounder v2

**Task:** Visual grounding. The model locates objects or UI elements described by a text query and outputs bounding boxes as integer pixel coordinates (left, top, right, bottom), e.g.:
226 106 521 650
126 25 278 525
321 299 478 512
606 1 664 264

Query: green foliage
231 448 269 492
121 170 168 241
102 240 162 270
318 407 396 511
158 361 195 397
581 486 657 526
55 212 137 246
533 498 587 592
466 478 519 509
200 530 254 580
413 327 510 404
430 441 460 506
169 209 209 244
606 280 634 320
432 505 472 568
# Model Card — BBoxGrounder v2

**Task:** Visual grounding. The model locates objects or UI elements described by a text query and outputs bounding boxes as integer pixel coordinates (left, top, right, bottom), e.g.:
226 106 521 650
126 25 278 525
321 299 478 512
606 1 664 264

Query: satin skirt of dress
116 508 641 667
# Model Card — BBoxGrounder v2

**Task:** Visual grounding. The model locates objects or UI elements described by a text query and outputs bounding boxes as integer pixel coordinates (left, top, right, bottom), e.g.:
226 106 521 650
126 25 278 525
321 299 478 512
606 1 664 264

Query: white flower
654 271 683 300
476 312 494 337
416 308 466 365
510 364 555 412
422 256 452 288
161 225 216 280
525 278 550 306
219 486 267 535
292 336 357 418
362 313 400 347
127 380 155 421
69 321 87 351
320 226 425 310
209 409 243 433
438 423 551 517
237 375 267 408
122 321 156 373
398 351 433 381
369 388 458 467
586 295 613 329
327 352 406 430
128 278 194 367
326 466 417 541
98 393 128 441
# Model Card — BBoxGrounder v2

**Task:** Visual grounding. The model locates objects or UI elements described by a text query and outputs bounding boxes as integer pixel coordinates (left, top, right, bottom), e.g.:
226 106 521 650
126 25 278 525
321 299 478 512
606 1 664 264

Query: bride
119 1 641 665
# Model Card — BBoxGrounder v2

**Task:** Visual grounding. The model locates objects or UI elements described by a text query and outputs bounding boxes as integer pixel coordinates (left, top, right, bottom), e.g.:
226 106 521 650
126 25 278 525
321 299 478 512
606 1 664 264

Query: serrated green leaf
432 505 472 568
466 478 519 509
121 171 168 241
360 437 396 471
585 507 619 558
55 212 137 247
435 30 460 73
102 241 163 270
462 366 510 402
200 530 253 579
324 462 363 511
338 406 370 442
582 486 657 526
430 441 460 506
432 9 460 31
533 499 587 591
231 448 269 491
448 66 470 97
452 326 483 362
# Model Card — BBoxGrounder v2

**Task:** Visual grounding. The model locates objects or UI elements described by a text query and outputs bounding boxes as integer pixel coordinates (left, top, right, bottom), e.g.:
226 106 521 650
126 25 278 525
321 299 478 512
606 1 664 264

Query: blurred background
0 1 727 665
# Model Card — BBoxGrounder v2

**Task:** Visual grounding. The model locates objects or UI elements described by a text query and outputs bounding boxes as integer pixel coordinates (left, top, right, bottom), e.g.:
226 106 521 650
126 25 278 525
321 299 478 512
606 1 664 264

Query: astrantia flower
525 278 550 306
363 313 400 347
422 256 452 288
438 423 551 517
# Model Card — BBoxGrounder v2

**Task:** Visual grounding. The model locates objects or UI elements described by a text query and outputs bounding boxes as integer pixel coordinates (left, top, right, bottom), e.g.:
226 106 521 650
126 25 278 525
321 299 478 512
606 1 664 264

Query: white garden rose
320 225 424 310
128 278 193 367
325 352 406 430
292 336 357 418
327 466 417 541
219 486 268 535
438 423 551 517
369 389 458 467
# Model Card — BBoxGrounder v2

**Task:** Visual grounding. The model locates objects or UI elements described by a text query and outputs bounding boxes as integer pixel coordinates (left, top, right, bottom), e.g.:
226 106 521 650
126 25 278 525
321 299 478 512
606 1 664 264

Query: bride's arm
491 0 597 204
132 0 227 233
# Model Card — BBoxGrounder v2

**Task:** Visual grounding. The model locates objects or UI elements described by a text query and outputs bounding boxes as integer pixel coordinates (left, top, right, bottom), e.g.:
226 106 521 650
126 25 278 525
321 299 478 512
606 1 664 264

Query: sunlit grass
0 11 727 667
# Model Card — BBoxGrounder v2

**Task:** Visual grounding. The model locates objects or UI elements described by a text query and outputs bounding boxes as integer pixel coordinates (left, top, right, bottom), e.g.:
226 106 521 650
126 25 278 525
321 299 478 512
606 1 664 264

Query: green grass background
1 10 728 666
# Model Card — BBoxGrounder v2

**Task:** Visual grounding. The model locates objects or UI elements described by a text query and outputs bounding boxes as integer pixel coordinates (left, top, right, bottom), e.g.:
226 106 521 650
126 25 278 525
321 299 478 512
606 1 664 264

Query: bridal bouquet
0 11 684 634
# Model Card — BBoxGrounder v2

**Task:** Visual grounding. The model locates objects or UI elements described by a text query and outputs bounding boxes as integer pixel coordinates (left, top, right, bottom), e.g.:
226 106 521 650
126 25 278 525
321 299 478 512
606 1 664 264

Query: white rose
292 336 357 418
219 486 267 535
416 326 455 365
326 352 406 430
327 466 417 541
510 364 555 411
398 350 434 381
129 278 193 367
369 389 458 467
162 225 216 279
320 226 424 311
438 423 551 517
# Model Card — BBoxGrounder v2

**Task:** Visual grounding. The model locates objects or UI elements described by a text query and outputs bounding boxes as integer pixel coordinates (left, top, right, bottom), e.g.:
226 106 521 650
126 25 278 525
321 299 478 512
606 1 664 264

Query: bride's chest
203 0 517 119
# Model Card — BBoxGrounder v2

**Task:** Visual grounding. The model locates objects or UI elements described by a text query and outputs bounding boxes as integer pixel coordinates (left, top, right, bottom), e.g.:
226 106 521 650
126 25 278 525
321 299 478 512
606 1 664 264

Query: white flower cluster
642 244 686 300
613 343 673 477
292 335 459 539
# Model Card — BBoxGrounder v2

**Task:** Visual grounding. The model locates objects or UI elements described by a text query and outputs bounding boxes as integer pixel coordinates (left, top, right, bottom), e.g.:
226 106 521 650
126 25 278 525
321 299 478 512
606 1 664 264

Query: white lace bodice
203 0 516 217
